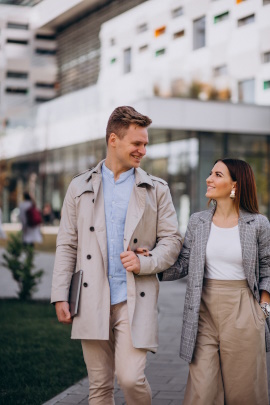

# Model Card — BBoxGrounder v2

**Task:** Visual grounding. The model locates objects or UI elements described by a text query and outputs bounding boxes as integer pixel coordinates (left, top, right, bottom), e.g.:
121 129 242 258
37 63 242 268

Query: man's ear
108 133 117 148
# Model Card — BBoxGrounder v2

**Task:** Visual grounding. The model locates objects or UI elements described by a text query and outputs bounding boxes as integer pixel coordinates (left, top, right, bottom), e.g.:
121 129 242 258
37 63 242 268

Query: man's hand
120 246 141 274
55 301 72 324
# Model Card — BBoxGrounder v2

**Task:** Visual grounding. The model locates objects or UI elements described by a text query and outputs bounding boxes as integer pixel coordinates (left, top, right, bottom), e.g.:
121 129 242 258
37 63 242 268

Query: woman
138 158 270 405
19 191 42 246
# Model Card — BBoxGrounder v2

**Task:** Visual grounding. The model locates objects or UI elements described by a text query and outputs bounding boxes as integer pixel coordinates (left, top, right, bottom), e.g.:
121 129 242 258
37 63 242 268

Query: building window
263 0 270 4
139 45 148 52
6 87 28 94
236 0 247 3
171 7 183 18
263 80 270 90
238 14 255 27
35 97 54 103
35 48 57 55
137 23 148 33
173 30 185 39
213 65 228 76
35 82 55 88
110 38 115 46
7 22 28 30
36 33 56 40
123 48 131 74
238 79 255 103
214 11 229 24
155 26 166 37
6 39 28 45
263 51 270 63
6 71 28 79
155 48 166 57
110 58 116 64
193 16 206 50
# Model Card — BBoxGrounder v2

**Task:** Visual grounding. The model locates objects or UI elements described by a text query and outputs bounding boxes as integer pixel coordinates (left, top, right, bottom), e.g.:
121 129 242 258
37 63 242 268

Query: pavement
1 248 270 404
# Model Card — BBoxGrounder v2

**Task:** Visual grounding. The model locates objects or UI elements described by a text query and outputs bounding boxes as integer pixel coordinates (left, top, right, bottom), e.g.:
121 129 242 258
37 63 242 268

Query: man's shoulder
72 167 95 181
147 173 168 186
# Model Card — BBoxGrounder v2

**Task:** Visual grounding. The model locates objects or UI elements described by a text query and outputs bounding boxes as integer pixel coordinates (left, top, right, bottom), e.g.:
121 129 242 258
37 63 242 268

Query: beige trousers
183 279 269 405
81 301 152 405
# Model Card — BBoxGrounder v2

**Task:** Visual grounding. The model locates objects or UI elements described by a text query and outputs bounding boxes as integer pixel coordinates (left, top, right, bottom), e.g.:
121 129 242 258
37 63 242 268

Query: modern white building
0 2 58 119
0 0 270 229
98 0 270 108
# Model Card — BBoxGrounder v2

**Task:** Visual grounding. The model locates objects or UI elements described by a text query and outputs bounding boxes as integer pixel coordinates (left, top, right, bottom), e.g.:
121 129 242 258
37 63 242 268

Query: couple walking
51 106 270 405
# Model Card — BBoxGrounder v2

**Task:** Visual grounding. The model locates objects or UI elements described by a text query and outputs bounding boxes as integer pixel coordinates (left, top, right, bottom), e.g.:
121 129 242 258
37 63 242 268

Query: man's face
112 124 149 170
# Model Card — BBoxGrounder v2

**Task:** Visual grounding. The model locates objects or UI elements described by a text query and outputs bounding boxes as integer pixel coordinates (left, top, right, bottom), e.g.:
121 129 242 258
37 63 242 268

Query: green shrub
1 233 44 300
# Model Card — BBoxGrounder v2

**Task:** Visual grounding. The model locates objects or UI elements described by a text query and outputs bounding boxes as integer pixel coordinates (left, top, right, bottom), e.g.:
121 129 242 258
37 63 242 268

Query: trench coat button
87 255 91 260
83 282 88 287
134 238 138 243
140 292 145 297
92 199 95 203
90 226 95 232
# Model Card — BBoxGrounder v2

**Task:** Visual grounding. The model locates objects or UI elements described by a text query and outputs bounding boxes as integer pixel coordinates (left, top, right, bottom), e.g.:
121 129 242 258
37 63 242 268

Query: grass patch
0 299 87 405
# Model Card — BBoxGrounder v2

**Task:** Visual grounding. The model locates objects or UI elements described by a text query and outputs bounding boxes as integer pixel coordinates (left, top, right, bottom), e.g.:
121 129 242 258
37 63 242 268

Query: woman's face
205 161 236 200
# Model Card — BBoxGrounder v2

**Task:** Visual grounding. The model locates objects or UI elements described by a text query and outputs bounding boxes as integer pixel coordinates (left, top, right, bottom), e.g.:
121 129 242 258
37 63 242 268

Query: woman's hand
135 248 152 257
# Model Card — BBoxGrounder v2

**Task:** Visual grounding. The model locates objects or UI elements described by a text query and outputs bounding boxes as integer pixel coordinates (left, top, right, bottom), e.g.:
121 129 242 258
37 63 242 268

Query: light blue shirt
102 163 135 305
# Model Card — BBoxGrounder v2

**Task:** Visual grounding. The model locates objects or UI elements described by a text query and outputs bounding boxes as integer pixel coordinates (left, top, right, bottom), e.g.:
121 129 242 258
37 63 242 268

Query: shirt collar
102 162 135 184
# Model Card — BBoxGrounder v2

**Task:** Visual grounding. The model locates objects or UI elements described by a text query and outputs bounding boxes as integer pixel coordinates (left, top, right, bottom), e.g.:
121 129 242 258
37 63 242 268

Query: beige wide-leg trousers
81 301 152 405
183 279 269 405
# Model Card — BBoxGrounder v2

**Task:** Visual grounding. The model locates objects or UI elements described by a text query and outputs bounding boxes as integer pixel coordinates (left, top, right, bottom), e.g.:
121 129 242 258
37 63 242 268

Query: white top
205 222 246 280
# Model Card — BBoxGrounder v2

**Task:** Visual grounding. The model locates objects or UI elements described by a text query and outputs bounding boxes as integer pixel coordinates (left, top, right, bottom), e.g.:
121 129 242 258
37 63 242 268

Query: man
51 106 181 404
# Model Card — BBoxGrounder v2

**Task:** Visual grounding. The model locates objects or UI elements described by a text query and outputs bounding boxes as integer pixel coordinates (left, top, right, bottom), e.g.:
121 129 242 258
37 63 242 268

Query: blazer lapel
196 207 215 279
238 210 256 282
92 172 108 273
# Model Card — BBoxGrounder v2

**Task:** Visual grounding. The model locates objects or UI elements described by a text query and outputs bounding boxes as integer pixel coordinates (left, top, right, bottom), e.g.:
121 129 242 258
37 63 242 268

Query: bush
1 233 44 300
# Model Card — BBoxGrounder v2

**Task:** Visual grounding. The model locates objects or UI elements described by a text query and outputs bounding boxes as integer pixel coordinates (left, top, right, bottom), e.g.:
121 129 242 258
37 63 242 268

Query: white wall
98 0 270 107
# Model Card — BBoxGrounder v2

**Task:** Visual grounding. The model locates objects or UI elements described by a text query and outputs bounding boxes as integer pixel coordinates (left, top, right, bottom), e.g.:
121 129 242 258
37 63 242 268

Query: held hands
120 246 141 274
120 246 151 274
55 301 72 324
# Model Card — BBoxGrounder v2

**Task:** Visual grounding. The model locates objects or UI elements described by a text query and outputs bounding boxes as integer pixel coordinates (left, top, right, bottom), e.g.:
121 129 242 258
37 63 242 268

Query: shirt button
87 255 91 260
90 226 95 232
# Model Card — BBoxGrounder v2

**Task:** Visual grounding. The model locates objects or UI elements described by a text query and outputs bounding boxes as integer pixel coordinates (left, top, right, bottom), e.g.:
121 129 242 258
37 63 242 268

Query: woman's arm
258 215 270 295
158 216 195 281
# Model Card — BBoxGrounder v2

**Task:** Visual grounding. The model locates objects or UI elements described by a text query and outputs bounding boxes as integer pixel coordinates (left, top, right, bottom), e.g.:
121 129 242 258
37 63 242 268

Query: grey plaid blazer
160 206 270 363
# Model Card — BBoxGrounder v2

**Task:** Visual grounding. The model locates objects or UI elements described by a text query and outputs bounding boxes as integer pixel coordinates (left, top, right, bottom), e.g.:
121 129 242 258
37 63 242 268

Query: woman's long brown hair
213 158 259 214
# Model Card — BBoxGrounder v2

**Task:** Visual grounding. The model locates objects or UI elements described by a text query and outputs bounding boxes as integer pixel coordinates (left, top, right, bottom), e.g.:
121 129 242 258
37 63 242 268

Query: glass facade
1 130 269 229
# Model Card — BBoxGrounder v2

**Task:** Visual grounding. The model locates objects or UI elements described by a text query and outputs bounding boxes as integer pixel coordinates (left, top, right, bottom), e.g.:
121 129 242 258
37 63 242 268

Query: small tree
2 233 44 300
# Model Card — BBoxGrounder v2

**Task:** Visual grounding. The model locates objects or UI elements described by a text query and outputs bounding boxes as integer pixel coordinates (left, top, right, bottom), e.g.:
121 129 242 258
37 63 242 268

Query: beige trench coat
51 160 181 352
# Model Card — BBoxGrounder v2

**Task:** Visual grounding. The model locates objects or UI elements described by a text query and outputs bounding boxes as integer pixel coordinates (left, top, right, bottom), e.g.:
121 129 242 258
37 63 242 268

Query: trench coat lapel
123 186 146 251
91 171 108 274
123 168 154 251
124 169 154 325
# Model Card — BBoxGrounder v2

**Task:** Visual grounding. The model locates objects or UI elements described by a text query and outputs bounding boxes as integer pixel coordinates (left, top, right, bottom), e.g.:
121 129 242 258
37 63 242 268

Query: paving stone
152 399 173 405
154 391 183 400
57 394 86 403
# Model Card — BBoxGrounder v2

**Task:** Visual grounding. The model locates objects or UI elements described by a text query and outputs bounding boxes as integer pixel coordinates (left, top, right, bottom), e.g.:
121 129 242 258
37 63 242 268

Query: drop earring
230 188 236 199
